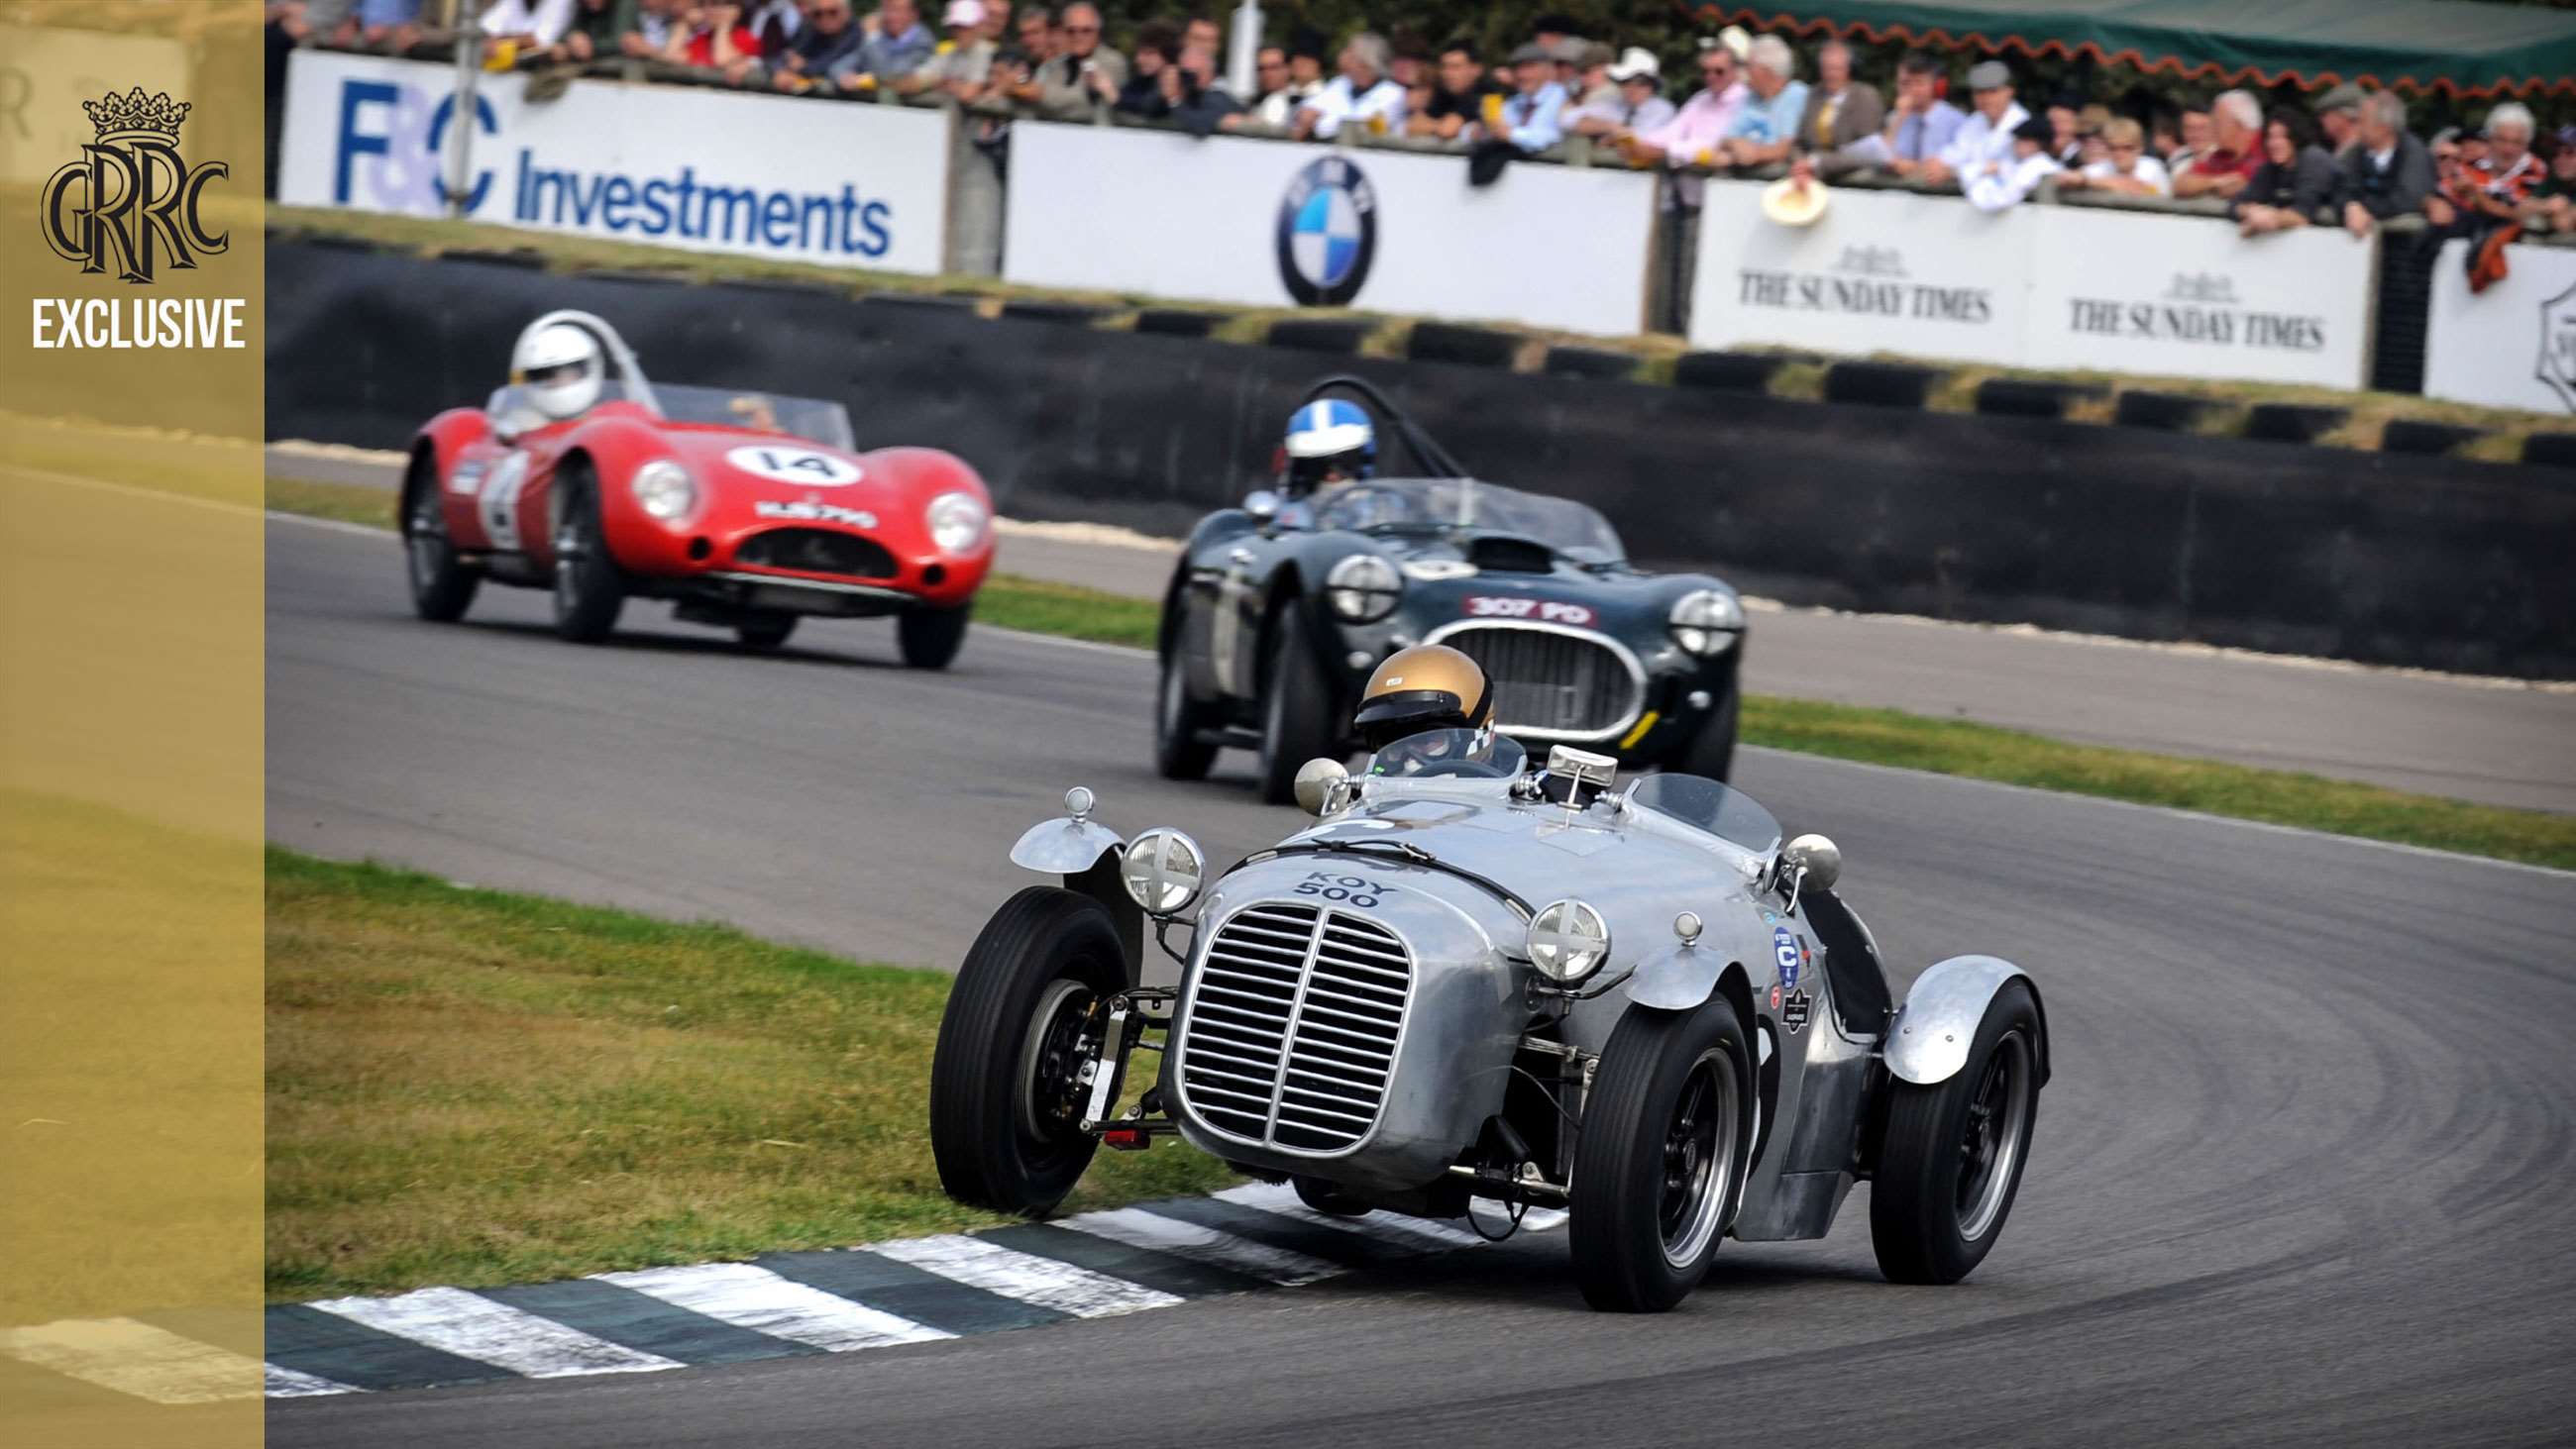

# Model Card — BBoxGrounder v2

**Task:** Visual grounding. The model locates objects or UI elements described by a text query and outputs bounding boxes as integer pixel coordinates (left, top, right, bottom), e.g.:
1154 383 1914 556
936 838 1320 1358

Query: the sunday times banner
2422 239 2576 415
1689 181 2028 366
0 4 265 1444
277 49 953 274
1003 123 1659 335
1690 179 2376 389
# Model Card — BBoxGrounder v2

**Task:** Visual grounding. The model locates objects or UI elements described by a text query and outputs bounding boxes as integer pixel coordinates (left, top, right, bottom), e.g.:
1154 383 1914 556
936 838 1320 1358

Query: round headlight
927 491 989 555
1668 588 1745 657
630 460 697 523
1326 553 1404 622
1120 828 1206 916
1527 898 1612 985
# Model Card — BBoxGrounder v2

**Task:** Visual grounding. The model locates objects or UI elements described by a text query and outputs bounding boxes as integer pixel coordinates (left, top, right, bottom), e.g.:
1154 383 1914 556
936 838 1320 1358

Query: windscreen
1362 727 1529 780
651 384 857 451
1627 775 1782 856
1311 479 1625 563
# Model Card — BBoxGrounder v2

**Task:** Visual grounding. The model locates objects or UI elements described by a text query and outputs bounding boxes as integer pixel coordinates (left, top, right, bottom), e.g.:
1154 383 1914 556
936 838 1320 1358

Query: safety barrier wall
2423 240 2576 415
1690 179 2379 389
1002 124 1660 335
276 51 954 274
266 239 2576 676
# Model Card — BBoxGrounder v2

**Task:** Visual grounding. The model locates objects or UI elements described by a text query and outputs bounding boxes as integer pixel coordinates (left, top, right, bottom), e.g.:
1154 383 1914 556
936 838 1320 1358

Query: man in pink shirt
1621 41 1749 208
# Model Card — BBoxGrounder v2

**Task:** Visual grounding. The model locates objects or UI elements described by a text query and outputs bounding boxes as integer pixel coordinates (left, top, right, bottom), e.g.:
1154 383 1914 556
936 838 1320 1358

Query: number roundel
724 446 863 487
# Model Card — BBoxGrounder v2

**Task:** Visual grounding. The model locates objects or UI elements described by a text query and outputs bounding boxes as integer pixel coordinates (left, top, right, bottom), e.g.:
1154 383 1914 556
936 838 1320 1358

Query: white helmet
510 320 604 421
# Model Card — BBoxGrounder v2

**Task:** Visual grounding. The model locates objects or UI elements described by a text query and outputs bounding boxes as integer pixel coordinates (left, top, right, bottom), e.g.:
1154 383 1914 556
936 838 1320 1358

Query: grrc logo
31 87 247 350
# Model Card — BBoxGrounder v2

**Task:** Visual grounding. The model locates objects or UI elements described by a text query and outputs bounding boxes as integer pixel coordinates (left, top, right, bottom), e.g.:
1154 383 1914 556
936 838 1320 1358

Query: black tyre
1568 998 1753 1312
1673 686 1739 782
899 602 971 670
1254 607 1337 805
735 613 798 651
1154 645 1219 780
402 454 479 623
1870 979 2042 1286
549 462 625 644
929 886 1128 1215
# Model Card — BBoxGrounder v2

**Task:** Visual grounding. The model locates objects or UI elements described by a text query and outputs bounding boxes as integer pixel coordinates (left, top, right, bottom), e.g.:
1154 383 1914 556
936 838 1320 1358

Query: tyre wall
268 239 2576 678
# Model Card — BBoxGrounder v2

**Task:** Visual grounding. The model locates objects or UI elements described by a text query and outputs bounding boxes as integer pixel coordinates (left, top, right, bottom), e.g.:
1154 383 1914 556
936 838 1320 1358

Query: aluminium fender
1008 815 1140 982
1625 945 1747 1014
1884 955 2050 1087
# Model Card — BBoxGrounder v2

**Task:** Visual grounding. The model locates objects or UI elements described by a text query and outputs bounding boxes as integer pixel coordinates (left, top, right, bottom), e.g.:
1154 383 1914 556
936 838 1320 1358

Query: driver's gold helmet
1353 645 1493 751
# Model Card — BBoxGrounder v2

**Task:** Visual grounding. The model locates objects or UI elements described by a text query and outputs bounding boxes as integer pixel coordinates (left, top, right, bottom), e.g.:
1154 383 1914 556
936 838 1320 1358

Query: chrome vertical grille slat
1177 902 1412 1155
1427 622 1645 741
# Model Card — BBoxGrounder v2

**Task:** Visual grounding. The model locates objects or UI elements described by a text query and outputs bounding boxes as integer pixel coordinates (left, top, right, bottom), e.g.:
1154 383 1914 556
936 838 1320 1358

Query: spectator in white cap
1568 47 1672 140
1922 58 2027 186
1718 34 1809 167
896 0 997 97
1294 31 1406 140
1796 39 1884 168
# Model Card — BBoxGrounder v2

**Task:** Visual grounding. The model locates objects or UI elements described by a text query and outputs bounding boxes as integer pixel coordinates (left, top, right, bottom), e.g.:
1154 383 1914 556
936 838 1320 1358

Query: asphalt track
267 443 2576 813
267 516 2576 1447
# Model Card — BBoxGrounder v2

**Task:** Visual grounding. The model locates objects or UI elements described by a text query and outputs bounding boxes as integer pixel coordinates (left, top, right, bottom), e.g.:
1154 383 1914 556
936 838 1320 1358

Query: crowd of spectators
268 0 2576 273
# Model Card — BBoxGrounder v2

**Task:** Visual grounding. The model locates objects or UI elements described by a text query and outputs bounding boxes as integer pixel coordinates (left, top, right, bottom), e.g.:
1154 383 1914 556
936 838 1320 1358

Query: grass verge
267 848 1230 1301
267 477 2576 871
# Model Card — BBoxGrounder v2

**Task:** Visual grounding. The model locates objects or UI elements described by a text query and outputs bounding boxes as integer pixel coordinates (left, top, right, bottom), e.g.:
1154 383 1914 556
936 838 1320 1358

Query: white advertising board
1690 180 2377 388
1687 180 2027 365
2422 239 2576 415
1003 123 1658 334
277 51 951 274
2021 207 2373 388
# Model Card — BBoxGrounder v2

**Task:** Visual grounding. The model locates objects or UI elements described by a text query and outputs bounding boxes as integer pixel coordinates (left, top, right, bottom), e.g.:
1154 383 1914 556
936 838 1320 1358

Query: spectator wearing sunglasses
1034 0 1127 118
2058 117 2170 197
1622 38 1749 205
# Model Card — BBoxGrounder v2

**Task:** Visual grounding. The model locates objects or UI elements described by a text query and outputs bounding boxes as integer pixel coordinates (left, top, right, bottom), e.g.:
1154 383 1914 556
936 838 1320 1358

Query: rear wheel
549 463 625 644
929 886 1127 1215
1154 646 1219 780
1870 980 2042 1285
402 456 479 623
735 614 798 652
1569 998 1752 1312
899 603 971 670
1255 608 1337 805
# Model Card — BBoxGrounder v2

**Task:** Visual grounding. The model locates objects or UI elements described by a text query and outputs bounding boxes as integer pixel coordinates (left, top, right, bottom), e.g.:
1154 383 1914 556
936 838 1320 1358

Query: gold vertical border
0 3 265 1444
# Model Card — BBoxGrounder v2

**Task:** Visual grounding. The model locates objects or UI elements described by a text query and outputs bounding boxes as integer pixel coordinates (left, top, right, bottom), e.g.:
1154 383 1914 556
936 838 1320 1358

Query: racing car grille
1178 902 1411 1155
1434 624 1644 741
734 528 897 580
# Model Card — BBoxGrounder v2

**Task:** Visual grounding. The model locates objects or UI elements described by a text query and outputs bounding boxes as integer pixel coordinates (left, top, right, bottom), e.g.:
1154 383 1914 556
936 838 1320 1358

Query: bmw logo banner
1275 156 1377 307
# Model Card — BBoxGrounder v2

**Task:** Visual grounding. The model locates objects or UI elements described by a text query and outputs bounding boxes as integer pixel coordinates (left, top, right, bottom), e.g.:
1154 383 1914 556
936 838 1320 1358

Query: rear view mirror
1293 757 1349 816
1783 833 1842 891
1242 489 1281 524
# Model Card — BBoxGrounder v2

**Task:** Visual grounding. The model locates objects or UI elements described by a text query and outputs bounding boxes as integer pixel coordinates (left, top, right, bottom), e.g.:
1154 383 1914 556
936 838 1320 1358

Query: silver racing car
928 735 2050 1311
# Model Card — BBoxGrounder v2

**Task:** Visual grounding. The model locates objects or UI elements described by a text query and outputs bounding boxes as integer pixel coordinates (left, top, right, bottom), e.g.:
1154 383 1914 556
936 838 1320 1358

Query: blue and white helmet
1282 399 1376 495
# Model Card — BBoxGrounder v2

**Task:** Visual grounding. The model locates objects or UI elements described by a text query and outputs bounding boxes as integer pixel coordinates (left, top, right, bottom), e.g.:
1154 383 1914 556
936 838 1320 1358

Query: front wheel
899 602 971 670
928 886 1128 1215
1568 998 1753 1312
1255 608 1337 805
550 464 626 644
1154 646 1219 780
1870 979 2042 1285
403 457 479 623
1673 687 1739 782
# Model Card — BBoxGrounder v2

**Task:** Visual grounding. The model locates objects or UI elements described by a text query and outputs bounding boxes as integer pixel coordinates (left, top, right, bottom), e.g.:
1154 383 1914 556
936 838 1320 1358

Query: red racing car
401 309 994 667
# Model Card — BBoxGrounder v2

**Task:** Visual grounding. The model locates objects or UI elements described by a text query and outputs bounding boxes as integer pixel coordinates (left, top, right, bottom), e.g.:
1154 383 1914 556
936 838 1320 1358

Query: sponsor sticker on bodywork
1463 595 1596 627
755 498 879 528
1771 925 1802 991
1781 988 1813 1035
